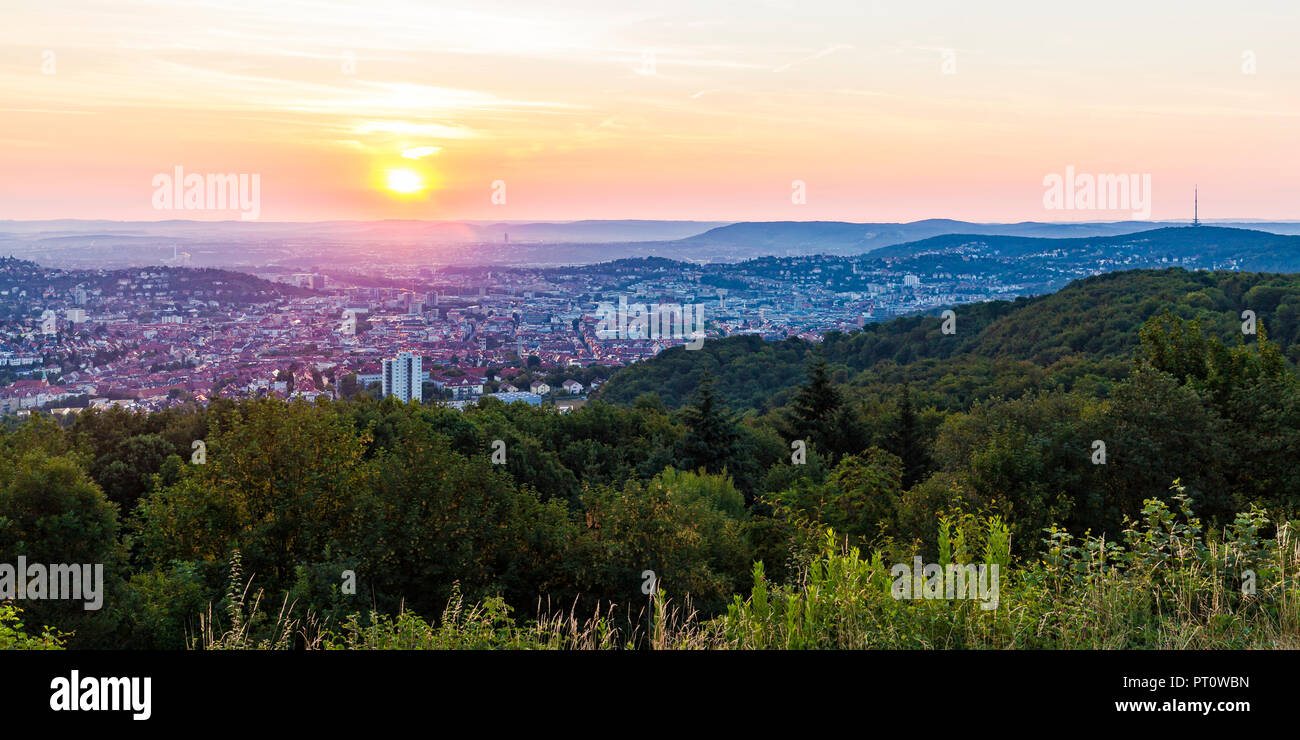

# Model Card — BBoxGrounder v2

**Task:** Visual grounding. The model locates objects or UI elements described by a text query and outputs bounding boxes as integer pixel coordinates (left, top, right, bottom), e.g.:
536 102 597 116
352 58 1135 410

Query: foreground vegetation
203 494 1299 650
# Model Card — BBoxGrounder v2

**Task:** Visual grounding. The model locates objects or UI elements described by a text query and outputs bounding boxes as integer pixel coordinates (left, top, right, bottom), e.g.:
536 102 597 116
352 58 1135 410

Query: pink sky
2 0 1298 222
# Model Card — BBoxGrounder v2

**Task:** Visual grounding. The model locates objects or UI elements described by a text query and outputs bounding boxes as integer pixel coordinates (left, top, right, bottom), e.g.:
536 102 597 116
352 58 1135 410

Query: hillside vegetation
598 268 1300 411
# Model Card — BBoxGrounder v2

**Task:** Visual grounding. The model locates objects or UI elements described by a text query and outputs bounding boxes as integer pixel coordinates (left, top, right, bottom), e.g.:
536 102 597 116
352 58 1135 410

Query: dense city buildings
0 225 1285 416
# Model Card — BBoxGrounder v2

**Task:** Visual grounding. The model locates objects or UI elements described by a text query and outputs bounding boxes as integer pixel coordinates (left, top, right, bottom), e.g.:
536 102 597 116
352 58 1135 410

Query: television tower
1193 186 1200 227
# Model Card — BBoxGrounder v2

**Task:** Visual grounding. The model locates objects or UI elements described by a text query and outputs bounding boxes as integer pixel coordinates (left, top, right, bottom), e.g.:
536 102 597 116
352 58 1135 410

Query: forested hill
0 258 315 303
673 221 1300 258
595 268 1300 411
870 226 1300 272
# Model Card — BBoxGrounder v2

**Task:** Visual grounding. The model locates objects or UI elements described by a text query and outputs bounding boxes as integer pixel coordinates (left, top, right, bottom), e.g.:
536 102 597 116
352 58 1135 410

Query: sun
385 169 425 194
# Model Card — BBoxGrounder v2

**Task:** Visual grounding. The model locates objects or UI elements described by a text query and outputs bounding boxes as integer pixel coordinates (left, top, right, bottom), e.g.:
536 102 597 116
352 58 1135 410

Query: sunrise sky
2 0 1298 222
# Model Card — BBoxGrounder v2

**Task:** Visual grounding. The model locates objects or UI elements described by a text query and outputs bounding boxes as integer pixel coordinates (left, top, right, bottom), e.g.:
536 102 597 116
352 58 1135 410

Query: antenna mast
1193 186 1199 227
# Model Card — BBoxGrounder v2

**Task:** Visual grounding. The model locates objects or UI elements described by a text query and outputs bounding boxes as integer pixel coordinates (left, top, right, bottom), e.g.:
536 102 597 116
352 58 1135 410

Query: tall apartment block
382 351 421 403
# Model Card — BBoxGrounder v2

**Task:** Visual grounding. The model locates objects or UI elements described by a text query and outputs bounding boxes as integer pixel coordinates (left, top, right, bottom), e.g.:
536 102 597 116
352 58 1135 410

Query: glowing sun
385 169 425 194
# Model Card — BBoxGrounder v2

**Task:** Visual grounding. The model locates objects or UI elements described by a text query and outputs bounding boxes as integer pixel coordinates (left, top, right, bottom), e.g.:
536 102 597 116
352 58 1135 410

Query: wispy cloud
772 44 853 73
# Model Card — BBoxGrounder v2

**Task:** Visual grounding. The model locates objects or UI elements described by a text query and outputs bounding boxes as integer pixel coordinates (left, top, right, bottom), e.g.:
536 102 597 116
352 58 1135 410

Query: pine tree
786 351 843 456
886 385 929 488
678 372 739 475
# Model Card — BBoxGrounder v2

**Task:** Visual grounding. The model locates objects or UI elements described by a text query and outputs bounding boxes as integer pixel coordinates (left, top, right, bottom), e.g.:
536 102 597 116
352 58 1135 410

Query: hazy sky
2 0 1298 222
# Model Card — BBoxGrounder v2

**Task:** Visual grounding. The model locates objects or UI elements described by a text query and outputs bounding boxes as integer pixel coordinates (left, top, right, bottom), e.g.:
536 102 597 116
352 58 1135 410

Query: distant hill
674 220 1300 257
0 219 730 270
471 220 729 243
0 259 313 321
8 218 1300 269
872 226 1300 270
595 267 1300 411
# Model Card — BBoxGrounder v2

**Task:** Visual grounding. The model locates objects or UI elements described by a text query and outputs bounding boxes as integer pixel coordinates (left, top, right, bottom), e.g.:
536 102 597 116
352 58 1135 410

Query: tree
568 470 752 619
0 454 126 647
348 415 572 618
677 372 740 476
1100 366 1230 525
769 447 905 550
785 351 843 456
1138 310 1210 383
885 385 929 489
90 433 175 514
339 372 359 398
135 398 370 587
932 391 1105 539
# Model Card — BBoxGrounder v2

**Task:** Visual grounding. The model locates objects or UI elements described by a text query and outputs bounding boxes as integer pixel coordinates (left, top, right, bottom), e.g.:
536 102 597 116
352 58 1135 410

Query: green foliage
599 269 1300 411
676 372 741 477
119 562 207 649
884 385 929 488
0 451 126 647
768 448 905 555
0 604 66 650
713 497 1299 649
91 433 176 511
569 469 753 617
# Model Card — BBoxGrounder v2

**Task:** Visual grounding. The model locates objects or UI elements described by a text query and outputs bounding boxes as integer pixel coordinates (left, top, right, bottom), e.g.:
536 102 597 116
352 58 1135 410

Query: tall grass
195 492 1300 650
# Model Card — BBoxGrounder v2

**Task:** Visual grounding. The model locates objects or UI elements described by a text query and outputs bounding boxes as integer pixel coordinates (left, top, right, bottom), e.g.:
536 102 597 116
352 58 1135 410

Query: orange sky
2 0 1298 222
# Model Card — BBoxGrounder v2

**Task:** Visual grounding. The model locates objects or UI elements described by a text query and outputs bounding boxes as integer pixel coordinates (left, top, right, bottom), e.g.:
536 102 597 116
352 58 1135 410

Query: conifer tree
886 385 929 488
783 351 843 454
678 372 739 474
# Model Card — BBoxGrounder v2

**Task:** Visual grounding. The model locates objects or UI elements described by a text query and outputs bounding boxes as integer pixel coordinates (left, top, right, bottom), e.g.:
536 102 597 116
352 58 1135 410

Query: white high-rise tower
382 351 422 403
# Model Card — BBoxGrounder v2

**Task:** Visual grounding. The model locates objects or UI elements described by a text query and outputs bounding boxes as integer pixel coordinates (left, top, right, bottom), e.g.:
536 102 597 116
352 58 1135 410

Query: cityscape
3 218 1296 416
